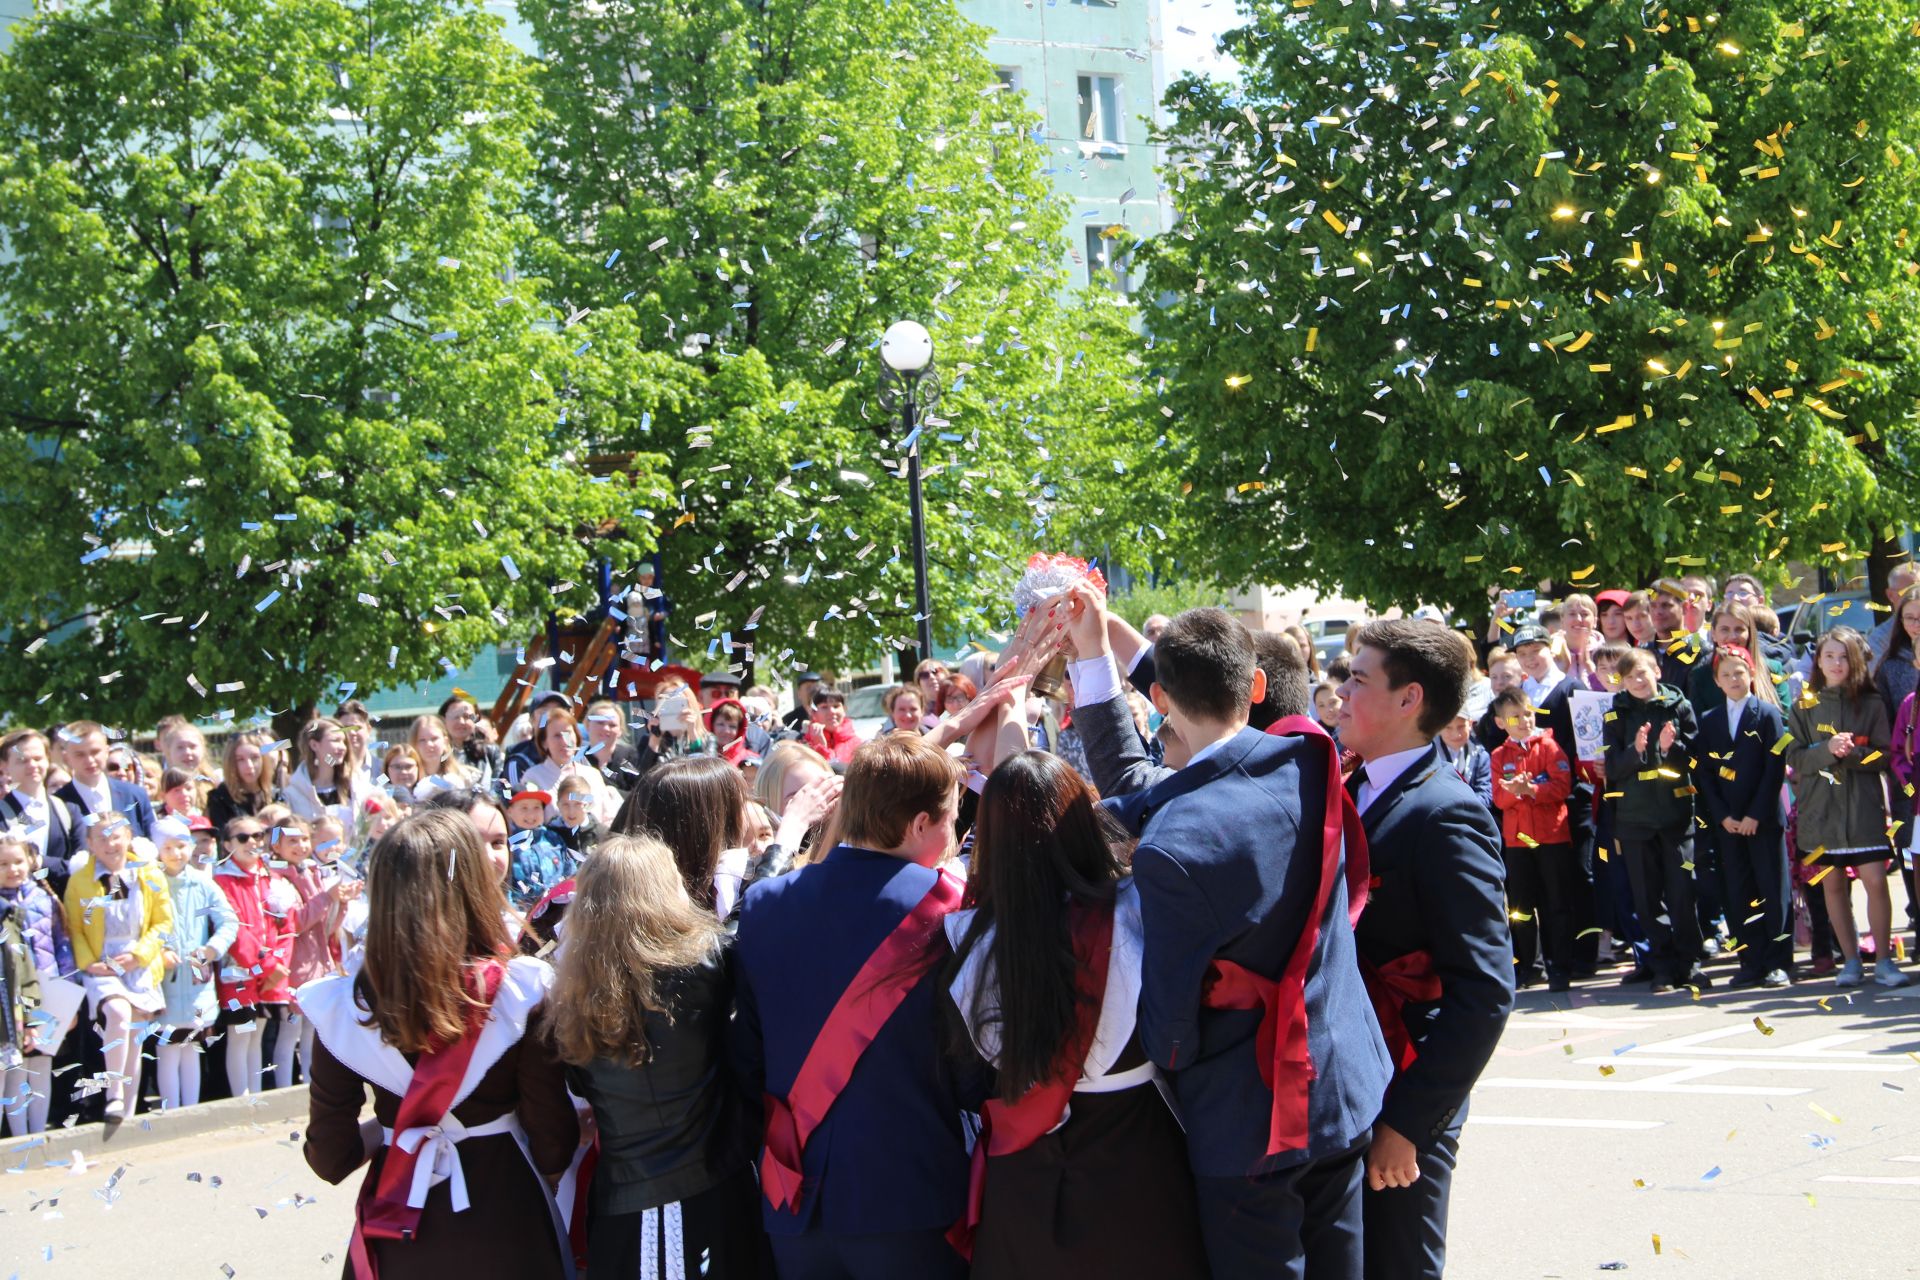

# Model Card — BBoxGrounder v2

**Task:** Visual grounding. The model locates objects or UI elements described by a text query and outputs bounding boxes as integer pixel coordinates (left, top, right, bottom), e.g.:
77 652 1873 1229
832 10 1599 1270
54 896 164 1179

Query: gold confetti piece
1564 330 1595 352
1633 1178 1648 1189
1225 374 1252 388
1321 210 1347 234
1804 1192 1817 1207
1305 327 1318 353
1598 1064 1616 1077
1652 1232 1663 1256
1754 1016 1775 1036
1810 1103 1843 1124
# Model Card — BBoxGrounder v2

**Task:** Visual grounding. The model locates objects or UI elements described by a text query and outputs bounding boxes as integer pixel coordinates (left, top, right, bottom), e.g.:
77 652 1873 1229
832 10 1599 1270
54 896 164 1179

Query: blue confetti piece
1701 1166 1722 1180
273 512 297 521
430 330 457 343
501 555 521 582
80 546 110 564
604 249 621 269
241 521 262 530
574 340 592 356
254 590 281 612
1538 466 1553 486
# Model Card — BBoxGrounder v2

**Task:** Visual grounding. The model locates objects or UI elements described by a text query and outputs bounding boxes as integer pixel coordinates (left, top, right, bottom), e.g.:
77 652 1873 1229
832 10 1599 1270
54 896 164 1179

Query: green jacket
0 904 41 1056
1787 688 1892 853
1602 685 1698 834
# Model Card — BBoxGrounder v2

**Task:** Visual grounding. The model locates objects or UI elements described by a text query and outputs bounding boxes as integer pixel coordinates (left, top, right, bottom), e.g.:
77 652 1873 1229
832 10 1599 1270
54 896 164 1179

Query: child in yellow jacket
62 813 173 1120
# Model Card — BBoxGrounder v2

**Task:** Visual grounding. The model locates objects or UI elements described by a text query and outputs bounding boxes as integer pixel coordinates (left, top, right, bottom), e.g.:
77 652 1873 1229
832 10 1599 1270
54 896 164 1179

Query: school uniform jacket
0 791 86 895
61 857 175 995
1694 700 1787 830
54 777 155 842
1122 726 1392 1178
730 845 990 1236
1351 743 1514 1149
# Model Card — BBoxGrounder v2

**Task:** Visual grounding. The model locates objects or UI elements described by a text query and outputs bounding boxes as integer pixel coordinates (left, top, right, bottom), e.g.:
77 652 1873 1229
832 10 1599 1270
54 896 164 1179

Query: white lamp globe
880 320 934 374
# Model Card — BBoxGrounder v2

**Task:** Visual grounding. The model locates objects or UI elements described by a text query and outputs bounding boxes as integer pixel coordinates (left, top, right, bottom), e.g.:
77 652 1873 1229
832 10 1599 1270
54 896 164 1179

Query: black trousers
1618 825 1701 981
1719 824 1790 977
769 1226 965 1280
1362 1128 1460 1280
1193 1131 1368 1280
1566 780 1601 969
1504 842 1577 978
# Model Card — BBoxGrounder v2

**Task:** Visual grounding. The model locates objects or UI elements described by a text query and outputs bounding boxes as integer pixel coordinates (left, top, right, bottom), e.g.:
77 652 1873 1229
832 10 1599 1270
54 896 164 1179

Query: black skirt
585 1164 770 1280
970 1080 1208 1280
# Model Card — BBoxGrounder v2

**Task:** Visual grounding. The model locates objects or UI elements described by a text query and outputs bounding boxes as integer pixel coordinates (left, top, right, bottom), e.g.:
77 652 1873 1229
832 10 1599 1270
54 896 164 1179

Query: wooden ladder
487 617 624 734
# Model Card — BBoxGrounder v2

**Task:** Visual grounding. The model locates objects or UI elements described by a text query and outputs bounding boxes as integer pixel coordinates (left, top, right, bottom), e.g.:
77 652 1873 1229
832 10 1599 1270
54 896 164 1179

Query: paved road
6 966 1919 1278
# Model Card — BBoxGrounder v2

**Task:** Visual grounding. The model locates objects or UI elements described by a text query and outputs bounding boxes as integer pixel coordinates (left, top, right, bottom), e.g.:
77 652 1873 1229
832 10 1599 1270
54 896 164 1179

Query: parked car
846 682 896 741
1782 591 1873 654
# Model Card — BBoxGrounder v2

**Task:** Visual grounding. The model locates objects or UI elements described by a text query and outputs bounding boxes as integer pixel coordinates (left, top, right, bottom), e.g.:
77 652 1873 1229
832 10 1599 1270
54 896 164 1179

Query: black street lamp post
878 320 940 665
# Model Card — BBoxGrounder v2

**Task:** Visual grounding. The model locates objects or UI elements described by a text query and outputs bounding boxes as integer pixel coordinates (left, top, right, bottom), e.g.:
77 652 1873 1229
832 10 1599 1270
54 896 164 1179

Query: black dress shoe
1548 975 1572 993
1726 971 1765 990
1618 967 1654 986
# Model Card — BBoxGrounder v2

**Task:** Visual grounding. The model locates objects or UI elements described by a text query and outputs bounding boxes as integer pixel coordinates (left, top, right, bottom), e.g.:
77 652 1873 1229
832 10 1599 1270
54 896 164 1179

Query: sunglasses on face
230 831 265 843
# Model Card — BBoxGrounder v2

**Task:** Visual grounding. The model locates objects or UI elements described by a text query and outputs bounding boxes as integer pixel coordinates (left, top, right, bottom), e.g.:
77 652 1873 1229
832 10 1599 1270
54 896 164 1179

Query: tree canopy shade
518 0 1158 673
0 0 669 725
1143 0 1920 612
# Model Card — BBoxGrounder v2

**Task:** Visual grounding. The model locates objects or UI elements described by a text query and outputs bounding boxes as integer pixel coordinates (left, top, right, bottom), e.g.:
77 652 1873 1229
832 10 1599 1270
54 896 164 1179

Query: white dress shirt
1353 744 1433 814
69 776 112 816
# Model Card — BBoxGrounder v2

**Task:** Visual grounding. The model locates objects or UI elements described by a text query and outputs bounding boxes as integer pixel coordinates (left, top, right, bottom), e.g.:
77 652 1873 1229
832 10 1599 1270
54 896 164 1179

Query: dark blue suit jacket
731 845 987 1236
1351 744 1514 1148
1694 699 1787 829
56 777 155 842
1122 726 1392 1178
0 791 86 895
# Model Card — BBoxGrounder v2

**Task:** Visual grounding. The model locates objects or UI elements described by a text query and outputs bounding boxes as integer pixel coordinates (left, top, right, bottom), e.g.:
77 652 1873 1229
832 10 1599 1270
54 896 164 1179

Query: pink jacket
1893 693 1918 794
274 862 341 991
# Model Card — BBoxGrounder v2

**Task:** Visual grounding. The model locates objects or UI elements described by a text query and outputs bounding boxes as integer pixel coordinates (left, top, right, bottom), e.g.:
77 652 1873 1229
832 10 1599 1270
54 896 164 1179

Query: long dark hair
613 756 747 909
951 752 1128 1103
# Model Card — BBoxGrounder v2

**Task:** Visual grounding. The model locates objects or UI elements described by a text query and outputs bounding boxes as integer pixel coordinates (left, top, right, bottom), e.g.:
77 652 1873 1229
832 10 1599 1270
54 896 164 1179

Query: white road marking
1477 1076 1810 1097
1816 1175 1920 1186
1465 1116 1667 1131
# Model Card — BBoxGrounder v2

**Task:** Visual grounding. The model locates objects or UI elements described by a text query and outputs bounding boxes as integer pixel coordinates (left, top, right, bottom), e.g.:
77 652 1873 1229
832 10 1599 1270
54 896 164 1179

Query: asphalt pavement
5 956 1919 1278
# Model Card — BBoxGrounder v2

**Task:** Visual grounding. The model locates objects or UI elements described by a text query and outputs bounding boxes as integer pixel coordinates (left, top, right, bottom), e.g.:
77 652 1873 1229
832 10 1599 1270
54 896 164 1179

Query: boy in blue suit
1334 620 1514 1280
1064 598 1393 1280
54 721 156 842
732 732 986 1280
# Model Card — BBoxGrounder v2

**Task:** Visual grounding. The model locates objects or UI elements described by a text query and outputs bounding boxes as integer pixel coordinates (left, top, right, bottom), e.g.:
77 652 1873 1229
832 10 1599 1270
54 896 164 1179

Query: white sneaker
1876 958 1910 989
1836 955 1864 988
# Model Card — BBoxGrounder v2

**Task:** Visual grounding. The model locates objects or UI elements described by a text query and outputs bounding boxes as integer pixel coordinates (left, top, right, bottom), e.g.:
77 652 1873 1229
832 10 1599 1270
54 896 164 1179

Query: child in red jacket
1490 688 1577 991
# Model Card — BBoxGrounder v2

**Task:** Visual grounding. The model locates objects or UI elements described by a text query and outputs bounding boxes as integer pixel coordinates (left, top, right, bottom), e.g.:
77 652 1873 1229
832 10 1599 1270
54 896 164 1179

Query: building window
1085 226 1130 294
1078 74 1124 148
996 66 1023 94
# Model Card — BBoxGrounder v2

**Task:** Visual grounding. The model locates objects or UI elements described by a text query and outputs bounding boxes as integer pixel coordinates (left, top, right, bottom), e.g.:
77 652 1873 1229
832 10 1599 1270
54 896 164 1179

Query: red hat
186 814 214 832
1595 590 1631 609
509 789 553 808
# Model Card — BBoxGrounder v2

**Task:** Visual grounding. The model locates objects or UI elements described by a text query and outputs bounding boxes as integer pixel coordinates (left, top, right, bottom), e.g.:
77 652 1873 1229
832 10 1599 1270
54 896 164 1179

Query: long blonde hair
547 835 723 1067
355 809 513 1054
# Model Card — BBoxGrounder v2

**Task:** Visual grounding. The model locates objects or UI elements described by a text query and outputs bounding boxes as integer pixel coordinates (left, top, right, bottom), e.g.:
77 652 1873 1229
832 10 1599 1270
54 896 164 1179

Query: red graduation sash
947 897 1115 1259
1360 950 1442 1072
759 868 965 1214
348 960 505 1280
1201 717 1369 1157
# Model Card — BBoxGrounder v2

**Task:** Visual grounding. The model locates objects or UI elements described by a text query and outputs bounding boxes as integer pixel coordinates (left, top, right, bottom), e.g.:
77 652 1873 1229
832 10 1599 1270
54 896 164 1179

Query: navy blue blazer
0 791 86 895
1437 738 1494 812
1694 699 1787 829
731 845 987 1236
1124 726 1392 1178
56 777 155 841
1351 743 1514 1149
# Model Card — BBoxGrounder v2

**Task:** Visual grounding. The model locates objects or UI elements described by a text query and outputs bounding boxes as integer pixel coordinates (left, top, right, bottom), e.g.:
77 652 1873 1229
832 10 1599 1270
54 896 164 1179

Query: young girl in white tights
151 818 236 1109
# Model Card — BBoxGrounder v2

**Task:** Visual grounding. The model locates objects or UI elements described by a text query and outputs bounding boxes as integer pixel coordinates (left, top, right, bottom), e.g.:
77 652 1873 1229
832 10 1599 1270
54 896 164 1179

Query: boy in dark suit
54 721 155 841
1063 596 1392 1279
1334 620 1514 1280
732 733 986 1279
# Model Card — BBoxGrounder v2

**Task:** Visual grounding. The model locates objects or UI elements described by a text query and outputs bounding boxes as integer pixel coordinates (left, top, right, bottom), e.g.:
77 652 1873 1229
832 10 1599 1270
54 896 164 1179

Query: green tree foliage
0 0 668 725
518 0 1155 673
1145 0 1920 611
